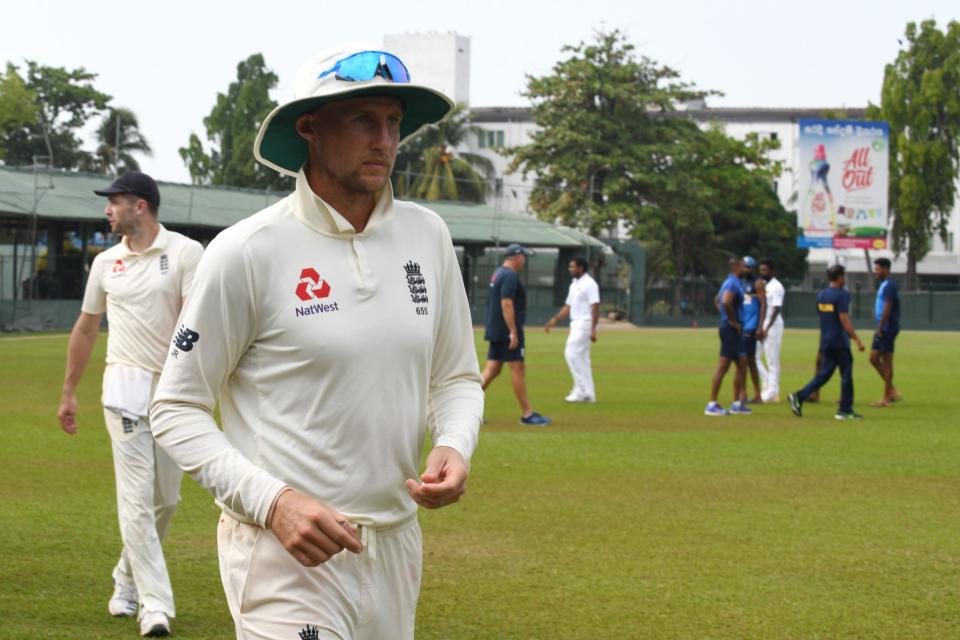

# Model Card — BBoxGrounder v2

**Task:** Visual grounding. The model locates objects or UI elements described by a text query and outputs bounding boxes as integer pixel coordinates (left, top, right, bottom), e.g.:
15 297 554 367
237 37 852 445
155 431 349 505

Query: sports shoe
108 579 138 617
565 393 596 403
704 402 727 416
834 411 864 421
728 401 752 415
520 412 551 426
788 393 802 417
139 610 171 637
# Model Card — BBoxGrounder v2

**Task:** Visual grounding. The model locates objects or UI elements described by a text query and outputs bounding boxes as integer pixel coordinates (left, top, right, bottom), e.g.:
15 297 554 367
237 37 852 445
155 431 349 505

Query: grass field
1 327 959 639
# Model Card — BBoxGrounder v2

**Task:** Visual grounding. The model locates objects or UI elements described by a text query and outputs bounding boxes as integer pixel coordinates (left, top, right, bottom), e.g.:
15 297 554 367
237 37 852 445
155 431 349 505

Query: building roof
470 105 869 124
0 166 602 248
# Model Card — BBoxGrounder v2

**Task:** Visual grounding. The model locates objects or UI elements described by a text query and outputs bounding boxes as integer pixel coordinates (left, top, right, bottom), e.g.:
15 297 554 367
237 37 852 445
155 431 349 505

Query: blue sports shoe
520 412 551 426
704 402 728 416
729 401 752 415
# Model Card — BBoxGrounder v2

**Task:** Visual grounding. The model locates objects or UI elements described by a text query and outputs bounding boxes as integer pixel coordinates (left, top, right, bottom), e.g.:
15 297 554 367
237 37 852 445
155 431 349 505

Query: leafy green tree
179 53 291 190
393 103 494 203
0 64 36 161
83 107 152 175
868 19 960 289
0 61 111 169
510 29 805 283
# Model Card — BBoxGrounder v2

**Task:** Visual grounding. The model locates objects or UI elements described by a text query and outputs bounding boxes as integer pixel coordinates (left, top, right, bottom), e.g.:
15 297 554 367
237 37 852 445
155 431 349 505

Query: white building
465 105 960 286
383 32 471 105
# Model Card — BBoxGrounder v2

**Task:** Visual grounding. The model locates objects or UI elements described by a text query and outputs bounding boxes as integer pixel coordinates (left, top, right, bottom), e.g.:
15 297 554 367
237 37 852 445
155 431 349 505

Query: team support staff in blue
789 264 866 420
869 258 902 407
706 258 747 416
481 244 551 426
738 256 766 405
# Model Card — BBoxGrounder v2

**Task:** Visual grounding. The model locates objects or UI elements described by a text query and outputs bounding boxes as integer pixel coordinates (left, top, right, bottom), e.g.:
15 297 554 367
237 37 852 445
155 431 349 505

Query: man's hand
266 489 362 567
875 327 884 338
544 318 556 333
508 332 519 350
406 446 468 509
757 328 767 341
731 321 741 334
590 328 597 343
855 338 866 352
58 393 78 435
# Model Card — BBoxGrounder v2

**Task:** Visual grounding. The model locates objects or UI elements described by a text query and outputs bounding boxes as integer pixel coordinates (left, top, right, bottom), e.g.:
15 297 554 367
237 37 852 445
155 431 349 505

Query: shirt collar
292 169 394 237
121 224 168 256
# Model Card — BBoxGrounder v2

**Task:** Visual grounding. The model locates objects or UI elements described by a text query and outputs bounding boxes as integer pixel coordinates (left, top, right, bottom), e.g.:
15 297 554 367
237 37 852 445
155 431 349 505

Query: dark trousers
797 346 854 412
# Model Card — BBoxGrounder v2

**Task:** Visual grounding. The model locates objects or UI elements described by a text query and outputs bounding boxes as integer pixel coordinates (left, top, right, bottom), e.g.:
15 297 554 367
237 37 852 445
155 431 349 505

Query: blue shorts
719 324 739 360
871 329 898 353
487 336 525 362
739 330 758 357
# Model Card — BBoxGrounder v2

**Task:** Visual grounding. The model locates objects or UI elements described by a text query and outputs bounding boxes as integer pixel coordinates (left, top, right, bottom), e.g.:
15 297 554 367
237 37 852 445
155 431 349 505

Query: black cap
504 243 534 257
94 170 160 207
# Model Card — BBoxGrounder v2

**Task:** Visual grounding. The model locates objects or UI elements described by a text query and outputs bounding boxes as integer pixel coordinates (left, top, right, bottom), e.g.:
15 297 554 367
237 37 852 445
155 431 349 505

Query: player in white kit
58 171 203 637
150 45 483 640
757 258 785 402
545 257 600 402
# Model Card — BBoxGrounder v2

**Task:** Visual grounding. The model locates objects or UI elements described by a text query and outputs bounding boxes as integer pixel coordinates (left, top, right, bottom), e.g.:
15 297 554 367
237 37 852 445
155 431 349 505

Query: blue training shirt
717 274 744 326
484 266 526 342
741 275 761 331
874 278 900 333
817 286 851 349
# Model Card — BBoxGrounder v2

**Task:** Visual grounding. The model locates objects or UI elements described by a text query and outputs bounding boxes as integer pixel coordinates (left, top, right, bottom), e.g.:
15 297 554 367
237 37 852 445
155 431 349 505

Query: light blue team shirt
717 274 744 326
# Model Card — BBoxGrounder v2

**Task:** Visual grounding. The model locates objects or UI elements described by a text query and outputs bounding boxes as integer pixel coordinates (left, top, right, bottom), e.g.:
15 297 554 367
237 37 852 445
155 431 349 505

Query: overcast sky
2 0 957 183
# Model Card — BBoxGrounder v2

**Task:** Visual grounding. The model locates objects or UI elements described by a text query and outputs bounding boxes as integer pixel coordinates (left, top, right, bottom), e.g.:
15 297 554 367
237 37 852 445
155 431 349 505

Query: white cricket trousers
218 513 422 640
757 319 784 401
104 409 182 617
565 320 595 399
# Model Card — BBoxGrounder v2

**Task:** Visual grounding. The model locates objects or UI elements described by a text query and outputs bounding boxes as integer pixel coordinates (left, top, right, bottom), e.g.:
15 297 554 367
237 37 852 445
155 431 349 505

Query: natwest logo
295 267 331 301
112 259 126 273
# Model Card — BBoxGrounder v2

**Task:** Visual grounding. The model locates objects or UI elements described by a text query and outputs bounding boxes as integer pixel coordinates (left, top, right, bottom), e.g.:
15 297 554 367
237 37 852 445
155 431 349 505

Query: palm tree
87 107 152 175
393 103 495 203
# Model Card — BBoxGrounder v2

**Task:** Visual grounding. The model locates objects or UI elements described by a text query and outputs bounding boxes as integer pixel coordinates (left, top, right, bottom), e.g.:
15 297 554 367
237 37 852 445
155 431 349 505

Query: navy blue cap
504 243 534 257
742 255 757 269
94 170 160 207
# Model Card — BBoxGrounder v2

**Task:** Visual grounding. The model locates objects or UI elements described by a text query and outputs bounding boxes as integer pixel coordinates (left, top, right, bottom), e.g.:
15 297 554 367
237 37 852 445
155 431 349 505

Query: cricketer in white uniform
757 259 785 402
58 171 203 637
150 45 483 640
545 256 600 402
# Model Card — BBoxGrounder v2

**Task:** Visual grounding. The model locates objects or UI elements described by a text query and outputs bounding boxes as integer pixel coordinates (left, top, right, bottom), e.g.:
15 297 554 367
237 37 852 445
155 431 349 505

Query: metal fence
645 278 960 331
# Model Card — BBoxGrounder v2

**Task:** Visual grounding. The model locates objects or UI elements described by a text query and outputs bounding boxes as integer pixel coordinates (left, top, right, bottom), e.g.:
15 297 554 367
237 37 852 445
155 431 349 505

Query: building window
948 232 955 253
770 131 779 141
478 130 505 149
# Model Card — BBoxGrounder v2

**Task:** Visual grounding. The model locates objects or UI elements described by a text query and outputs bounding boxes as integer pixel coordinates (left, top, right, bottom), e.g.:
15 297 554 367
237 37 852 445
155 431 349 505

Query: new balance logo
173 325 200 352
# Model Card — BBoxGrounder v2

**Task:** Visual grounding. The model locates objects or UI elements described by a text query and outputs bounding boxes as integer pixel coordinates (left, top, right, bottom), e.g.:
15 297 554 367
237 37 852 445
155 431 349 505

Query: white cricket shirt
81 224 203 374
565 273 600 322
763 277 786 326
150 171 484 529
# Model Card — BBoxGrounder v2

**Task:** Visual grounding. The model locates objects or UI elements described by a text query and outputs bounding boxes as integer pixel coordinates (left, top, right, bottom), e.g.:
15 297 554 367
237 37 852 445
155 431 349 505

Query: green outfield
1 328 958 639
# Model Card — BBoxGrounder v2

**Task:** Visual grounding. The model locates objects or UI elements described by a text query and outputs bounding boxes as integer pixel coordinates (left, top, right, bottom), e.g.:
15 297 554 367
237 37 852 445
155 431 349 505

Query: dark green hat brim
254 84 453 177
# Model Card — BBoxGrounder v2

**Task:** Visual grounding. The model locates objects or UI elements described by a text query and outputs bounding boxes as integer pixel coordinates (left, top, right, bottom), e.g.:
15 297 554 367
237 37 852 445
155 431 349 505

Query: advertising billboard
797 119 889 249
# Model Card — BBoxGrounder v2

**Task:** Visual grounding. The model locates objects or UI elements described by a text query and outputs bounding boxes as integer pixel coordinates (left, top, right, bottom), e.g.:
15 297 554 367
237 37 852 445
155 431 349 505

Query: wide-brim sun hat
254 44 454 177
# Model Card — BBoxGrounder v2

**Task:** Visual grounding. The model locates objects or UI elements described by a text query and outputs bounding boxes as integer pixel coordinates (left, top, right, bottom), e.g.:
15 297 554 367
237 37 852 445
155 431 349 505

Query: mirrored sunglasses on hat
318 50 411 84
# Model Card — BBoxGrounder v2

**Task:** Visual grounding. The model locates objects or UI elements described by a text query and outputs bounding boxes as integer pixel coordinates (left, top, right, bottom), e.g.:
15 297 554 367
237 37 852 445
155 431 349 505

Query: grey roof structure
470 105 869 124
0 166 602 248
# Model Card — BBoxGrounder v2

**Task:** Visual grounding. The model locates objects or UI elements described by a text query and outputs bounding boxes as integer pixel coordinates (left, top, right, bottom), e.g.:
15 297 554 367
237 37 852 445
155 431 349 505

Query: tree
868 19 960 289
0 64 36 161
0 60 111 169
180 53 291 190
510 29 805 283
83 107 152 175
393 104 495 203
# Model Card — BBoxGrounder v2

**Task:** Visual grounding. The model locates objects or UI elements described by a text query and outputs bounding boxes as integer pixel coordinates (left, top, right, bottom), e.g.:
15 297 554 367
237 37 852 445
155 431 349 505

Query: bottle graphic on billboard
802 143 836 233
